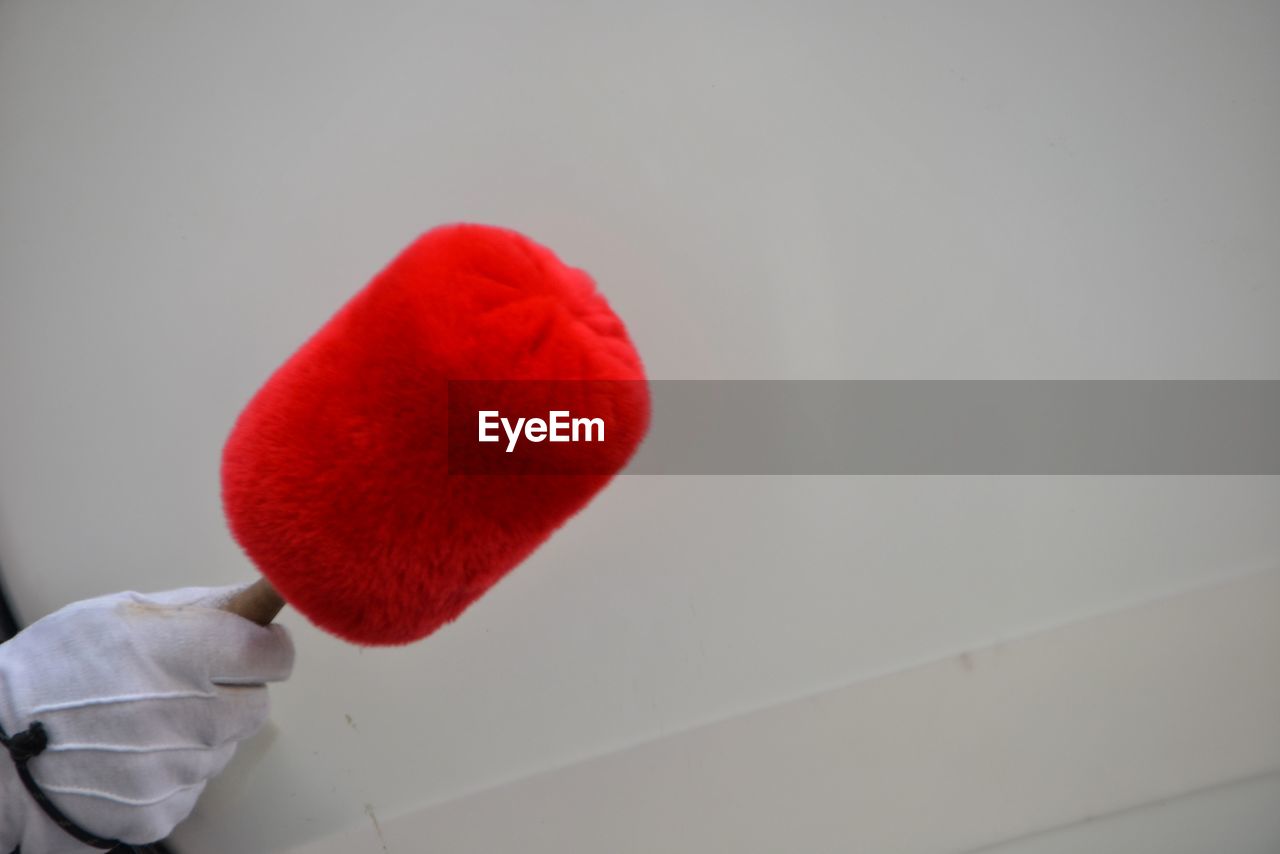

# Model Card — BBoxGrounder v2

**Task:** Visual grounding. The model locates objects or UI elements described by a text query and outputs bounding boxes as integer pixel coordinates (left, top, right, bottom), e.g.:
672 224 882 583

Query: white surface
277 569 1280 854
977 773 1280 854
1 2 1278 852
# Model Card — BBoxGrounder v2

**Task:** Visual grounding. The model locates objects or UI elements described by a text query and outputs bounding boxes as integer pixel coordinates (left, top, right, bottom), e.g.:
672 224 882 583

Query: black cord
0 720 123 849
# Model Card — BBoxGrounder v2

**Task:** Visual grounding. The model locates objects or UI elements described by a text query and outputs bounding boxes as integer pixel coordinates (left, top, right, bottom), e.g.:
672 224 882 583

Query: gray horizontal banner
622 381 1280 474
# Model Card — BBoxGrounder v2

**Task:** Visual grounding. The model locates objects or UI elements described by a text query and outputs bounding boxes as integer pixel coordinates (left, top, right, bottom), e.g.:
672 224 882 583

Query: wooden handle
224 578 286 627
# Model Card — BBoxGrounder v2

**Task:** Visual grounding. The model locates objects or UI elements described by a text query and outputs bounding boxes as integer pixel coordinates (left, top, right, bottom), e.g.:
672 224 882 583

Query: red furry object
221 224 649 645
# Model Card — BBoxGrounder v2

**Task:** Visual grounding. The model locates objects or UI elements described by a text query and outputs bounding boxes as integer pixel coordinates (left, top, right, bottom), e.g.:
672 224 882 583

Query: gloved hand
0 585 294 851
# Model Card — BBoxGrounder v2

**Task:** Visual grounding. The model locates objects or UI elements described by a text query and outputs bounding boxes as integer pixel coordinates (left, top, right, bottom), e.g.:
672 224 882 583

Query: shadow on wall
0 560 19 642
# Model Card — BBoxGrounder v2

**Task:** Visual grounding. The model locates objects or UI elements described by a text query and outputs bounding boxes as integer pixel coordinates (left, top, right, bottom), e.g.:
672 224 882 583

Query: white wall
272 569 1280 854
1 2 1277 852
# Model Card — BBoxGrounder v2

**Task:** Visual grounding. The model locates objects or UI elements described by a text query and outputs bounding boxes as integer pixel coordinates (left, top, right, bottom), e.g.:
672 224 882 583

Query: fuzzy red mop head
221 224 649 645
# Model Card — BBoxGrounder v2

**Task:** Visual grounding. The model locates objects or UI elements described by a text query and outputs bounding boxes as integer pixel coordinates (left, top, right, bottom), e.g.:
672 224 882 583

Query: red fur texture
221 224 649 645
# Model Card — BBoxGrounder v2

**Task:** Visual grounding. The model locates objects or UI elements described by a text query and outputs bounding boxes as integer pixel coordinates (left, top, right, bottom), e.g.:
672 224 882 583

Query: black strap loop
3 721 47 764
0 718 125 850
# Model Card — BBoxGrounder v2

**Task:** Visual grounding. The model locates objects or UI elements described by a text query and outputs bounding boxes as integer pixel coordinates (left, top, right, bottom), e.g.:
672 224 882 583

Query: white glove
0 584 294 851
